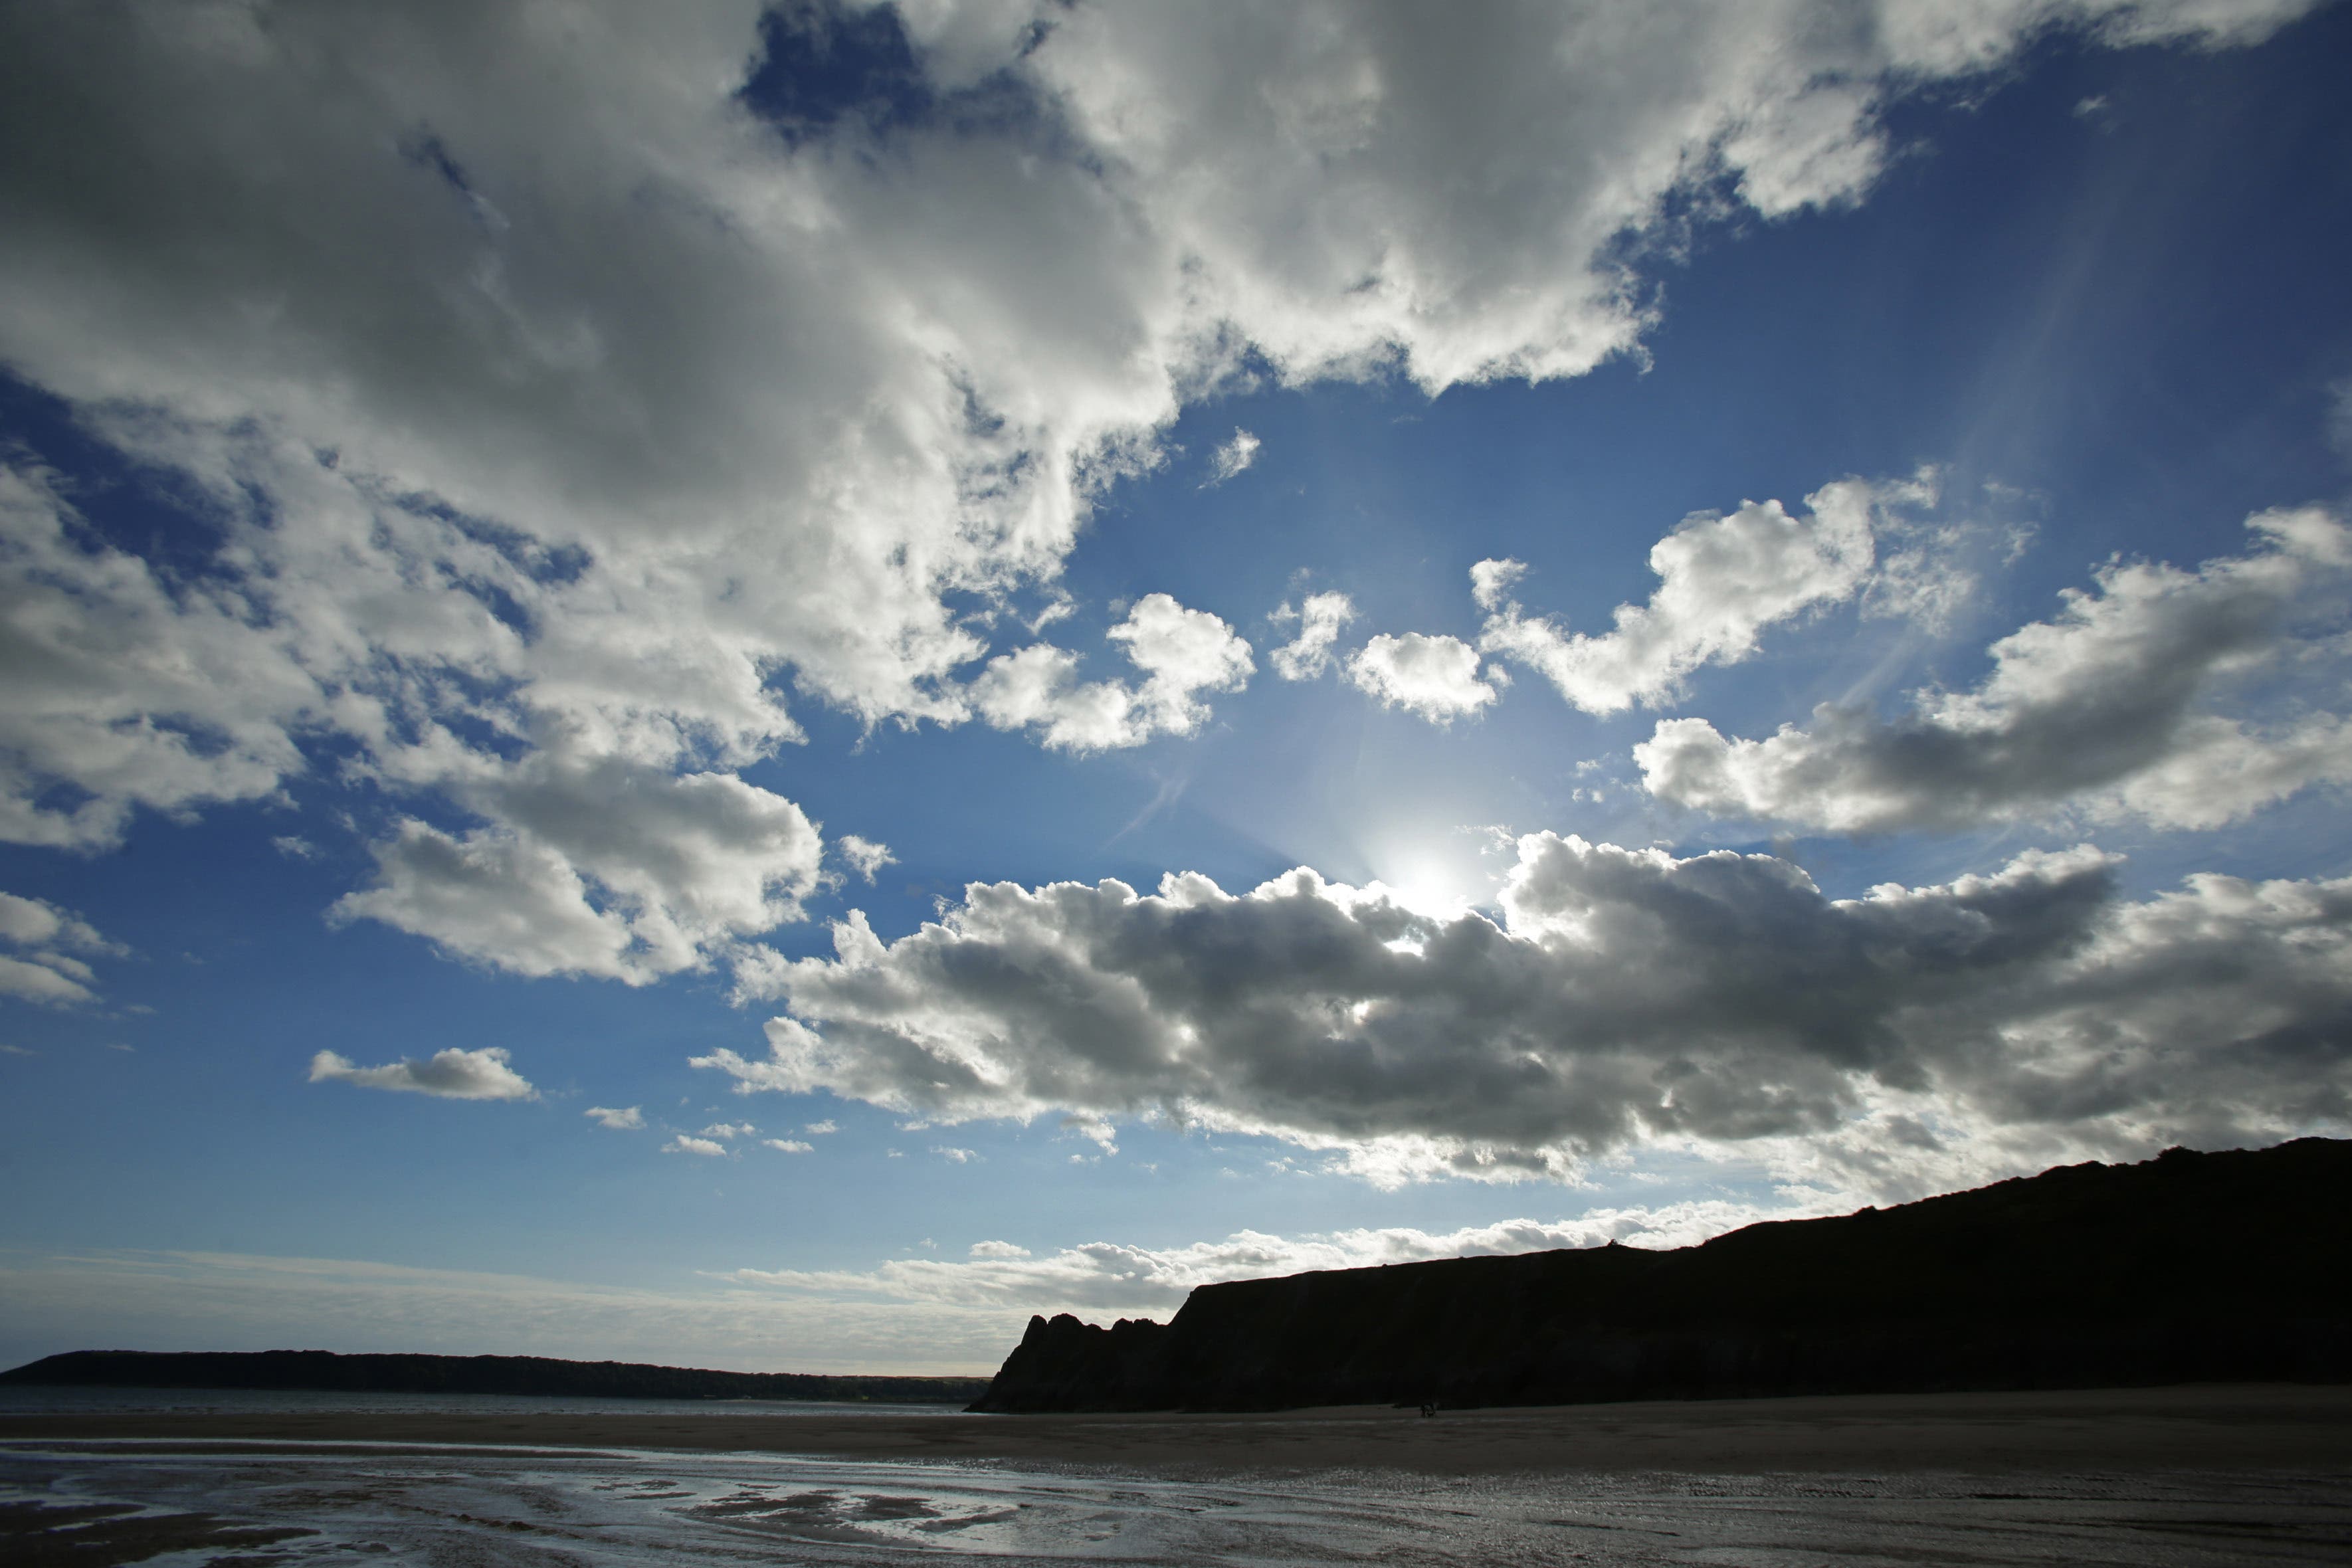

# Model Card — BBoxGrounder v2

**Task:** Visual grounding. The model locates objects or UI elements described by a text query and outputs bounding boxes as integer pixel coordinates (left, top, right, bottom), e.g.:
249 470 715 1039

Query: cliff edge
972 1138 2352 1413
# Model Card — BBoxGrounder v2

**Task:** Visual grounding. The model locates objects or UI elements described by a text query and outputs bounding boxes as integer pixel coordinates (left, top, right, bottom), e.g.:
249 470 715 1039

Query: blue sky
2 0 2349 1373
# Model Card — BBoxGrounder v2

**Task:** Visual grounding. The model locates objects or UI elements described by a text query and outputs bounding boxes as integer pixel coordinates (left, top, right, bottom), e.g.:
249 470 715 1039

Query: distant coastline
975 1138 2352 1414
0 1349 988 1407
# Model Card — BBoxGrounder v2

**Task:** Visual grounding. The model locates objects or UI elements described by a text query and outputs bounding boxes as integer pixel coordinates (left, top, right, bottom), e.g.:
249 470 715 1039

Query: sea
3 1387 2347 1565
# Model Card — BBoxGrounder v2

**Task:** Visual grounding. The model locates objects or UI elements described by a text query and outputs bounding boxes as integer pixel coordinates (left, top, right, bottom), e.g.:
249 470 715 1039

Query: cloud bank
702 830 2352 1186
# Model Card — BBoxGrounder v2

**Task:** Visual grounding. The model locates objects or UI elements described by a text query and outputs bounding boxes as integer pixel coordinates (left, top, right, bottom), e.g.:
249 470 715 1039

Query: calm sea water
4 1435 2345 1565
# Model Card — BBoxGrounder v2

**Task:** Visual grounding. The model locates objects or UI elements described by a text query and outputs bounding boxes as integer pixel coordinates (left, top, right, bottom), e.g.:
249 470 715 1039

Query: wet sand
7 1382 2348 1476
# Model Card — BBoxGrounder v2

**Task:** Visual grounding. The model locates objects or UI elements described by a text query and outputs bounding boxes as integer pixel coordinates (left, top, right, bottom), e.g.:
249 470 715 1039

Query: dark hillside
974 1139 2352 1412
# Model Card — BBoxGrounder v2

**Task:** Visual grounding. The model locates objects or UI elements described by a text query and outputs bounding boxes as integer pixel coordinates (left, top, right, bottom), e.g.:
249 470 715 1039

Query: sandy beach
7 1382 2348 1475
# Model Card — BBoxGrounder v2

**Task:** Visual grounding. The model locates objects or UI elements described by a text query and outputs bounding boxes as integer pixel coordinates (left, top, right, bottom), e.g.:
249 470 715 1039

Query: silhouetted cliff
0 1349 987 1405
973 1139 2352 1413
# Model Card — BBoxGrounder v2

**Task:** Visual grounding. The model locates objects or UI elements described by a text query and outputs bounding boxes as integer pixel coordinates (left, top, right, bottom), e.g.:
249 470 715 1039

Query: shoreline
6 1382 2349 1476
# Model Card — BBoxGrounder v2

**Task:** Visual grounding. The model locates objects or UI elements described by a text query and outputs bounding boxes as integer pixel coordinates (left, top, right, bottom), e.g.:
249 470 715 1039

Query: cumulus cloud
1203 429 1261 486
329 757 827 984
584 1105 643 1129
729 1203 1813 1316
763 1137 813 1153
1266 591 1357 680
0 0 2312 980
1345 632 1502 722
664 1134 728 1157
970 594 1254 751
701 1122 757 1139
836 834 896 884
805 1119 838 1135
696 833 2352 1188
1478 477 1902 713
1639 506 2352 831
0 888 120 1006
308 1045 536 1101
0 466 318 850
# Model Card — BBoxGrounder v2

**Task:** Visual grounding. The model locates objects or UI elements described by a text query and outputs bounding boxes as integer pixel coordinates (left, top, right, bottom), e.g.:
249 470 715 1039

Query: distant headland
0 1349 988 1406
974 1138 2352 1413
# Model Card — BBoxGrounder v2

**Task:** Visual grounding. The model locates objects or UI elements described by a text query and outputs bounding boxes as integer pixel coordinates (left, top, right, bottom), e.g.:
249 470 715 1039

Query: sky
2 0 2350 1376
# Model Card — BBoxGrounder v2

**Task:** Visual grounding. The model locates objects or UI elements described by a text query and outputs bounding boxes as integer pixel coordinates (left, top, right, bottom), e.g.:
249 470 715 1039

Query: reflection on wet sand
3 1385 2349 1565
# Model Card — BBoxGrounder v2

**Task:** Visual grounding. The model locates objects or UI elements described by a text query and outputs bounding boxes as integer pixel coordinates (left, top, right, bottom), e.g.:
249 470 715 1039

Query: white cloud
308 1045 536 1101
0 466 318 850
1468 559 1527 613
836 834 896 884
1478 477 1897 713
1203 428 1261 486
1266 591 1357 681
329 759 825 983
0 888 120 1006
932 1145 977 1164
584 1105 643 1130
969 1240 1030 1259
0 955 88 1007
664 1134 728 1157
805 1119 838 1135
971 593 1253 751
272 835 319 860
1061 1112 1120 1151
762 1137 813 1153
0 890 106 952
697 833 2352 1191
0 0 2317 977
1639 506 2352 831
700 1122 756 1139
1345 632 1501 722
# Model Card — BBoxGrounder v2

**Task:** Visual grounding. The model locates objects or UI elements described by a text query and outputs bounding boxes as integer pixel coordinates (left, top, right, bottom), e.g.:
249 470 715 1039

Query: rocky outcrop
0 1349 988 1405
972 1138 2352 1413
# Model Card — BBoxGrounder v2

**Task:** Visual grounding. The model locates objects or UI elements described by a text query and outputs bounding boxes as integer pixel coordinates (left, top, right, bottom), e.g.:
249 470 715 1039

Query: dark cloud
701 833 2352 1185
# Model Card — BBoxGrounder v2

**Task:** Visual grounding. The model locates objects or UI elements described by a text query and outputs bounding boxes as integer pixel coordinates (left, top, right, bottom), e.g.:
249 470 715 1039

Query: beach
7 1381 2352 1475
5 1383 2349 1563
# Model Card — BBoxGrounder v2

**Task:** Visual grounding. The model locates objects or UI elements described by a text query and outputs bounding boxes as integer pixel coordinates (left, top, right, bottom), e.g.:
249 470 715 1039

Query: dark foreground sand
6 1383 2348 1476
